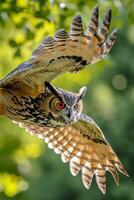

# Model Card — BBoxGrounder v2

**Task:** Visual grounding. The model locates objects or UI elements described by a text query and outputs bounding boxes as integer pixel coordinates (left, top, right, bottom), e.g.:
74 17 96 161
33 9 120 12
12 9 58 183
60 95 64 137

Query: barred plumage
87 6 99 36
0 6 117 93
96 9 112 43
0 6 128 194
16 113 128 194
70 15 83 40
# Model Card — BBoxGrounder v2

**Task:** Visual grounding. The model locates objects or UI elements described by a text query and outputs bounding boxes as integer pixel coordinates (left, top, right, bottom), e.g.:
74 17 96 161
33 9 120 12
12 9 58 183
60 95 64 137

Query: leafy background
0 0 134 199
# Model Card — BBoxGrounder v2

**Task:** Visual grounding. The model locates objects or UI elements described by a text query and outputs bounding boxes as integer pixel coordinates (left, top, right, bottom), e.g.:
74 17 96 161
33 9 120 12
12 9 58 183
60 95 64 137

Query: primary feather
14 114 128 194
0 6 117 97
0 6 128 194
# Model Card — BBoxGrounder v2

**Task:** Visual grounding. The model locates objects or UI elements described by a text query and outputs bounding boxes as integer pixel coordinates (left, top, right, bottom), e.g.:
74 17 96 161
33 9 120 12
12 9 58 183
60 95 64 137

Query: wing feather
14 113 128 194
96 9 112 43
70 15 83 40
87 6 99 37
0 7 117 96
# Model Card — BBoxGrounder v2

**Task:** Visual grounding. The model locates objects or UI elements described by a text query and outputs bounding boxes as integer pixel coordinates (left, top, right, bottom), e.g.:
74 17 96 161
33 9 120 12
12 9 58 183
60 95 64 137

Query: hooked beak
67 109 72 119
66 109 79 123
63 109 74 122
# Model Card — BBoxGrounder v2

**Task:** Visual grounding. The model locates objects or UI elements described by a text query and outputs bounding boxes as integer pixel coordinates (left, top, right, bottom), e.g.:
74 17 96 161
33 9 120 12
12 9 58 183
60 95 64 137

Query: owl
0 6 128 193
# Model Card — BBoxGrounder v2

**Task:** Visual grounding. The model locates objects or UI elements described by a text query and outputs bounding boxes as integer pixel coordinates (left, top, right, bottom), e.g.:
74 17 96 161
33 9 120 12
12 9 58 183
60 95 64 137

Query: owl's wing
0 7 117 96
14 113 128 194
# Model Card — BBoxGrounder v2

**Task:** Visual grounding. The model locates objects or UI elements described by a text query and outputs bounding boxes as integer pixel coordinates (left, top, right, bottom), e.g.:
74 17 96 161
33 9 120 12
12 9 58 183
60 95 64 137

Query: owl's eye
73 103 78 110
56 101 66 110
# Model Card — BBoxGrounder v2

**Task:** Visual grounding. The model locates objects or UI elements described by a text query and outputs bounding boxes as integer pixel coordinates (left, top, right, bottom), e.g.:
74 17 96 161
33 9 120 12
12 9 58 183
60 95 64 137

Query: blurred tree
0 0 134 199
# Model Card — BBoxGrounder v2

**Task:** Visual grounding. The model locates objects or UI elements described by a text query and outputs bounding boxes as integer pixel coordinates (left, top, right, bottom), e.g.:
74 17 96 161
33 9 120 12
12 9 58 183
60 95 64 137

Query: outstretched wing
14 113 128 194
0 7 117 96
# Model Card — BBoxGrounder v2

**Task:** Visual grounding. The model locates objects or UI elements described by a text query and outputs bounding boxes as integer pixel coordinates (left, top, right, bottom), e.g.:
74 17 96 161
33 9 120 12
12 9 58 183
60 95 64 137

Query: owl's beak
64 109 74 121
62 109 73 123
66 109 78 123
67 109 72 118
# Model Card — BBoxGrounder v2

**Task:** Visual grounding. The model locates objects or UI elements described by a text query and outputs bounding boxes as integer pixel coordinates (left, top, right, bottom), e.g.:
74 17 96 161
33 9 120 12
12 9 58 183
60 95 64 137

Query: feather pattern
96 9 112 43
0 6 128 193
0 6 117 96
70 15 83 40
14 113 128 194
87 6 99 37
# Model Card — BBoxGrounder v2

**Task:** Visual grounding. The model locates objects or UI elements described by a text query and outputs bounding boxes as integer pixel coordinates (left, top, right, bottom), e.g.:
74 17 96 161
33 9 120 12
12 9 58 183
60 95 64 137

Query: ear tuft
78 86 87 100
45 81 59 96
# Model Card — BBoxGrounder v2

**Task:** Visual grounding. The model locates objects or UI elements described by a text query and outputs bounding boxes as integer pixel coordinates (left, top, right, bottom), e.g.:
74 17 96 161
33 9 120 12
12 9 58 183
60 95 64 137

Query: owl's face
41 82 87 125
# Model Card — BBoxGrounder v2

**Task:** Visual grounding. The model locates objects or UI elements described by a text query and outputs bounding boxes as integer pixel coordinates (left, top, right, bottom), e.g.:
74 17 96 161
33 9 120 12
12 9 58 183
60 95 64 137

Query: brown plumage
14 113 128 194
0 6 128 193
0 6 117 98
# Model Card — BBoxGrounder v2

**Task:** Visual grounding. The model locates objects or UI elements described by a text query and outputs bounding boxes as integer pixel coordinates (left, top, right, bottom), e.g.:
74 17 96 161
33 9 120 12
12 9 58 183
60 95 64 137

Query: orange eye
56 101 65 110
73 103 78 110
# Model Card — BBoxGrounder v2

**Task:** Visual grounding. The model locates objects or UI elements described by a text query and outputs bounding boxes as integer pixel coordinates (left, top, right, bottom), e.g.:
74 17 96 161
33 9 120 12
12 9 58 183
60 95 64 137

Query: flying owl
0 6 128 193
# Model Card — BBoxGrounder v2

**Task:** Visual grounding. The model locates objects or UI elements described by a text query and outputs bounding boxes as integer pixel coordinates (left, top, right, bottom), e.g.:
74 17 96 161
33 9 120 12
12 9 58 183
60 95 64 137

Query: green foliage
0 0 134 199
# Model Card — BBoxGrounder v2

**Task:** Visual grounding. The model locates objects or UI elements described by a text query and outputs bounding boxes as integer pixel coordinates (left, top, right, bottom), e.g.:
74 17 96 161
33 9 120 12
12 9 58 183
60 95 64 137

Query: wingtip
94 5 99 12
124 171 129 177
107 28 118 45
106 8 112 21
54 28 69 39
92 5 99 17
107 8 112 15
82 180 91 190
73 14 82 22
125 170 130 177
111 28 118 40
100 187 106 195
119 166 129 177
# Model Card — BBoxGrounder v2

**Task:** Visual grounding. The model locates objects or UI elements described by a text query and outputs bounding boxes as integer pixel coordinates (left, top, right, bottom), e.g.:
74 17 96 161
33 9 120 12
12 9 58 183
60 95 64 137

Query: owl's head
43 82 87 124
